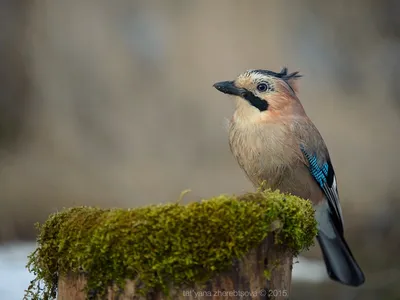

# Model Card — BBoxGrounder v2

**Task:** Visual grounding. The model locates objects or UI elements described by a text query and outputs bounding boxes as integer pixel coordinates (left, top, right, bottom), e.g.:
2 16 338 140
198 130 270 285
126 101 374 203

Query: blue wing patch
300 145 344 234
301 149 329 188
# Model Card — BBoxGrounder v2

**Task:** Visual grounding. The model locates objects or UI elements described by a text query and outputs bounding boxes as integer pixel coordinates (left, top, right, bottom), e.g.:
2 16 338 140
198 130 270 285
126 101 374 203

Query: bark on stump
57 235 292 300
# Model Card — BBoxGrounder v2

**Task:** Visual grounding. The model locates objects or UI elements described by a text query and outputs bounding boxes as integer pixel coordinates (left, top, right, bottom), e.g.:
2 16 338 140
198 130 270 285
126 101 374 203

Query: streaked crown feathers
239 67 302 93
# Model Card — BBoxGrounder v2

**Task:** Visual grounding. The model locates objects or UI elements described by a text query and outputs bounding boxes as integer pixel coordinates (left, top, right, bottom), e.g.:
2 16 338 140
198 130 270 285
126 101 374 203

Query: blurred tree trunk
0 0 30 149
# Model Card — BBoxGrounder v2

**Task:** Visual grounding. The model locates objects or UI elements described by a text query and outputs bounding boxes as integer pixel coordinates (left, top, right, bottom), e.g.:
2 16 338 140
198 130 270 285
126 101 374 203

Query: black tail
317 216 365 286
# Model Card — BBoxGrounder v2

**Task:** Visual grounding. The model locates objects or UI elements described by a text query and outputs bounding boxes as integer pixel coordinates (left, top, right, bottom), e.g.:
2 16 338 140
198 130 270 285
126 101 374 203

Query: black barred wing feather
301 146 344 235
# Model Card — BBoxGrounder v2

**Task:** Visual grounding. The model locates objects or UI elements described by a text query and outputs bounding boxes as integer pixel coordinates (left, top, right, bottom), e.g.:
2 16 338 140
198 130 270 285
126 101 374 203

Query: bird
212 67 365 287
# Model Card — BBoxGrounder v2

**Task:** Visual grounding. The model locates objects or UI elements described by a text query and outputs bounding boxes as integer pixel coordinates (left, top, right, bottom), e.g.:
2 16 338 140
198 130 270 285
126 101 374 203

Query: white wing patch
331 175 344 226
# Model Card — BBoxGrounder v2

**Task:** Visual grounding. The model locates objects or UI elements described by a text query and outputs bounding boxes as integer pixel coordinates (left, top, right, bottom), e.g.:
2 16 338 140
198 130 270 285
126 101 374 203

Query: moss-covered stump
24 189 317 300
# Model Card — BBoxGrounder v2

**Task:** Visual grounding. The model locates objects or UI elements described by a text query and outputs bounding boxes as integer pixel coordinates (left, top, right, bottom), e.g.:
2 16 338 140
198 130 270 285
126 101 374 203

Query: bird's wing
300 145 344 235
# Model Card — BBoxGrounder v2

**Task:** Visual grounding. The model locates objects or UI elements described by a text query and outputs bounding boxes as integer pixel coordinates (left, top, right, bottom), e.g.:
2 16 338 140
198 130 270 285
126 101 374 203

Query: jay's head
213 68 303 120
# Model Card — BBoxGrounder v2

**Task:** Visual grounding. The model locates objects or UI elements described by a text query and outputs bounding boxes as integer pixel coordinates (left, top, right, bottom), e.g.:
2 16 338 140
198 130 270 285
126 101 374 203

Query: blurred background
0 0 399 299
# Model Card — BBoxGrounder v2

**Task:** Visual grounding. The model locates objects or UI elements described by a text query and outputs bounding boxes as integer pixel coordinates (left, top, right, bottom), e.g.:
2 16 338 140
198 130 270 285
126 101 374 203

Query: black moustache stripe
242 91 269 111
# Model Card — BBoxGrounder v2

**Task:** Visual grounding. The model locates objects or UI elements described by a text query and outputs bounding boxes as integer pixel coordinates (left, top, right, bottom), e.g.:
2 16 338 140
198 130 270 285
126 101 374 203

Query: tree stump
25 190 317 300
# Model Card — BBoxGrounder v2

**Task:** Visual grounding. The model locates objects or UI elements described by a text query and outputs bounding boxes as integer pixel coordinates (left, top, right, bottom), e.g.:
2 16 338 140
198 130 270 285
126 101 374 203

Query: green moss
24 189 317 300
263 269 272 280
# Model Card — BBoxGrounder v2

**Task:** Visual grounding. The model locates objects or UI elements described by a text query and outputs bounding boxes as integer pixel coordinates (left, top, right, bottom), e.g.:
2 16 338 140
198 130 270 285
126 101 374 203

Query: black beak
213 81 243 96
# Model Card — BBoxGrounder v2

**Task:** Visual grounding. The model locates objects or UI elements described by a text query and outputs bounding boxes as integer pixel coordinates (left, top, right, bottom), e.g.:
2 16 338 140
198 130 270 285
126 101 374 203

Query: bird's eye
256 83 269 92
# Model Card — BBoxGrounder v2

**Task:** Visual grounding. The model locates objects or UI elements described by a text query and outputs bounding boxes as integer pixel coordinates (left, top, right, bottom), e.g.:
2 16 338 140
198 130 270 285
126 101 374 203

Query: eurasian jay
213 67 365 287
